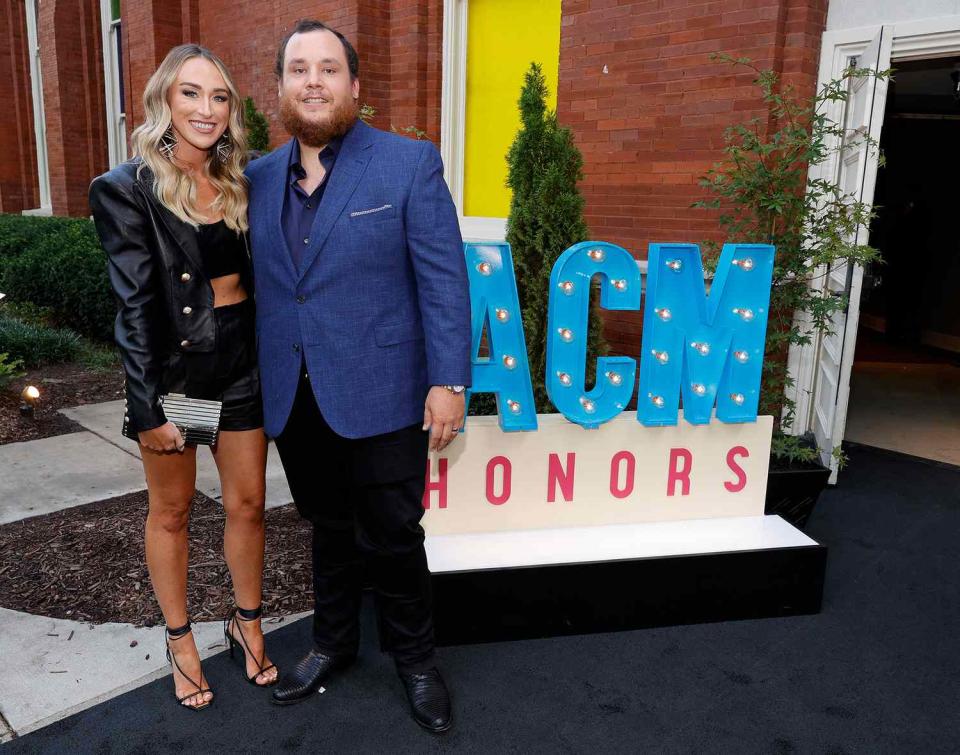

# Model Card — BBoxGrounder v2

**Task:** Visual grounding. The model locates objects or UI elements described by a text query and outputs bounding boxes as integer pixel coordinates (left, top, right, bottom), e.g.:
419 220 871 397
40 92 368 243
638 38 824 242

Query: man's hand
423 387 465 453
138 421 186 454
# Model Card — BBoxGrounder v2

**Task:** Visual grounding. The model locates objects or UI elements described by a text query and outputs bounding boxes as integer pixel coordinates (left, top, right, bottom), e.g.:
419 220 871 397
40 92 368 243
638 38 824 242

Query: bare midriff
211 273 248 308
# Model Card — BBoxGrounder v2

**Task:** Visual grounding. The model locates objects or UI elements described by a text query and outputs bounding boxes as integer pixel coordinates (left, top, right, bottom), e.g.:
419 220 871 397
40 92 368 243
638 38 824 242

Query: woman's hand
138 422 186 454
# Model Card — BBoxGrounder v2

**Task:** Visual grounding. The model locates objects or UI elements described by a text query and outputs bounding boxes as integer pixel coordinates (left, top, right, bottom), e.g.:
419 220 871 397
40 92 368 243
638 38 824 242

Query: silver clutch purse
122 393 223 446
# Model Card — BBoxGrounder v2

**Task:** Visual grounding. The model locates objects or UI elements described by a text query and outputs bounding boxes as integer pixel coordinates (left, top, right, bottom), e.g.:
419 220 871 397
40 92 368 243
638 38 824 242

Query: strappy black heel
165 621 213 711
224 605 278 687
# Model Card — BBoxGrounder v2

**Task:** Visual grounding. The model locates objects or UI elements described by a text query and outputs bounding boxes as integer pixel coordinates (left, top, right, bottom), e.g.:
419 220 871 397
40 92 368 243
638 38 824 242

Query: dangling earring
159 127 177 160
215 132 233 163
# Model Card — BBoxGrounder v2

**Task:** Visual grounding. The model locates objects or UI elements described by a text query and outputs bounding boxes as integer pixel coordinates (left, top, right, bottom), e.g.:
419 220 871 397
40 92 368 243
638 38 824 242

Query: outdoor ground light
20 385 40 418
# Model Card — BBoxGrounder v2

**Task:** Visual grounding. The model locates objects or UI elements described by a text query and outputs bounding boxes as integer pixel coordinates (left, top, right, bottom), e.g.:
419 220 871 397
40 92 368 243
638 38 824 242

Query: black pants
274 370 435 672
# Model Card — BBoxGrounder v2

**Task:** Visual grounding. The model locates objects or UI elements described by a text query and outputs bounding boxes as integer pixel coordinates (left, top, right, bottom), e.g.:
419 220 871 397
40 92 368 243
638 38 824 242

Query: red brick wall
0 0 39 212
39 0 108 216
558 0 829 358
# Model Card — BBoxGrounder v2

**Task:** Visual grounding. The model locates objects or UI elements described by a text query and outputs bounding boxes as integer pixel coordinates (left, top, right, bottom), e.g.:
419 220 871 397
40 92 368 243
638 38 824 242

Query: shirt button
296 295 305 304
181 273 191 282
303 237 309 244
180 339 191 348
293 344 301 353
305 203 312 209
182 306 193 315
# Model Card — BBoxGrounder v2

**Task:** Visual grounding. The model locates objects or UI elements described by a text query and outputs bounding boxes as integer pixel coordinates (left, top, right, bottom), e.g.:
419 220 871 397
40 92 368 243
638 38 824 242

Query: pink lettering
609 451 635 499
667 448 692 496
485 456 512 505
724 446 749 493
547 452 576 503
422 457 448 509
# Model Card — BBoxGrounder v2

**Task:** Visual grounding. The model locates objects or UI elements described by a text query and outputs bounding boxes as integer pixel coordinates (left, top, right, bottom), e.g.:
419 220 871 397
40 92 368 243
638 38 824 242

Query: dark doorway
845 57 960 465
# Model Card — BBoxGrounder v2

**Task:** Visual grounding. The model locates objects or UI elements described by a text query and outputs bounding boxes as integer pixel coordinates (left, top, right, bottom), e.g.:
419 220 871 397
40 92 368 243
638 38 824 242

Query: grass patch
0 315 82 367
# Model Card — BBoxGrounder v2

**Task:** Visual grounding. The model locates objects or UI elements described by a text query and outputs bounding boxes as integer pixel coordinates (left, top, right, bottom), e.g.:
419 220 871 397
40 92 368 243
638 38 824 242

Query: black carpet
6 444 959 754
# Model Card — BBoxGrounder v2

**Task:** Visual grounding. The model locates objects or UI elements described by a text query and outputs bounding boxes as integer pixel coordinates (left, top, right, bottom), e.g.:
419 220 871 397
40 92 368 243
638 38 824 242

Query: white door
809 26 891 482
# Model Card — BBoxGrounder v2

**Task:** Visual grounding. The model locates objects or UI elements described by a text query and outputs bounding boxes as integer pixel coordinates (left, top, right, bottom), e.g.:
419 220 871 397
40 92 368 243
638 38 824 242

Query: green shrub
0 351 24 389
0 315 82 366
0 215 114 341
244 97 271 153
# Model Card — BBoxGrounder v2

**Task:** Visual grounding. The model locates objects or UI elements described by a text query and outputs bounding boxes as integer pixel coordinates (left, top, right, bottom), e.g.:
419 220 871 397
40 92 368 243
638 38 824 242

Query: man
246 19 471 733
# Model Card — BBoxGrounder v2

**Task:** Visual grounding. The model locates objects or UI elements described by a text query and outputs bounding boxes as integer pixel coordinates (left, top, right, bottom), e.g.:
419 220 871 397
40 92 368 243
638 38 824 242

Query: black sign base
430 527 826 646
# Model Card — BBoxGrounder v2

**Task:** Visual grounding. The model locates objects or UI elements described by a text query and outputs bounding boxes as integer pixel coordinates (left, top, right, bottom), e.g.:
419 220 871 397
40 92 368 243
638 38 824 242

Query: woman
89 44 278 710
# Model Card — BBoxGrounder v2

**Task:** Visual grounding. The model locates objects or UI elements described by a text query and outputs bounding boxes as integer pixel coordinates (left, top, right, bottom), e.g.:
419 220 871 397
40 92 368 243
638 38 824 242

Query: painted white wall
827 0 960 31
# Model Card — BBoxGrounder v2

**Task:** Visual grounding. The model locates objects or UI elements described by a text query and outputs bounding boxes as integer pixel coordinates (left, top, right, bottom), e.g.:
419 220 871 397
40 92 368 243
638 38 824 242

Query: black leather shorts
182 298 263 432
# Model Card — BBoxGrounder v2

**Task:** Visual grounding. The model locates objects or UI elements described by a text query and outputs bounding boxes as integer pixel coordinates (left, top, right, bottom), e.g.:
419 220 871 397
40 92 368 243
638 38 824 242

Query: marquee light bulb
587 248 605 262
651 349 669 364
580 396 596 414
692 383 706 396
558 327 574 342
477 261 492 276
557 371 573 387
495 308 510 322
732 307 755 322
507 399 522 414
655 307 672 322
502 355 517 370
730 392 745 405
734 350 749 363
612 279 628 291
691 341 710 356
666 259 683 272
559 280 575 295
605 371 623 386
650 394 665 408
733 258 755 271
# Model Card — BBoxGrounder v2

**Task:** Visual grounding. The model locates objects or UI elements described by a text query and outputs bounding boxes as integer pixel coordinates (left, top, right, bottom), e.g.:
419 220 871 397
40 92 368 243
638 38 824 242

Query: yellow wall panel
464 0 561 218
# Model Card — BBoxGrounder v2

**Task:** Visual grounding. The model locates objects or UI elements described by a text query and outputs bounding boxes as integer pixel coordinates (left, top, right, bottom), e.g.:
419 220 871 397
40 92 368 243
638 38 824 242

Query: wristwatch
442 385 466 394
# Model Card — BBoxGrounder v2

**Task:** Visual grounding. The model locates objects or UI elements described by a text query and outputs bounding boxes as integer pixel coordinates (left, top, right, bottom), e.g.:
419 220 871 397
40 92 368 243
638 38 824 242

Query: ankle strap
166 621 192 639
236 605 262 621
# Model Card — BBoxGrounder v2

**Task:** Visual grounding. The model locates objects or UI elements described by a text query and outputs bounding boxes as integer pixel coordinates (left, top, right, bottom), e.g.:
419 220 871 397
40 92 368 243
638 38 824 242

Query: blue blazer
246 122 472 439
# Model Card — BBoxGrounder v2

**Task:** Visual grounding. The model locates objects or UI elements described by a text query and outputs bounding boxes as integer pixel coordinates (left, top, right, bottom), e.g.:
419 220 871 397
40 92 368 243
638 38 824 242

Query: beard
279 93 358 148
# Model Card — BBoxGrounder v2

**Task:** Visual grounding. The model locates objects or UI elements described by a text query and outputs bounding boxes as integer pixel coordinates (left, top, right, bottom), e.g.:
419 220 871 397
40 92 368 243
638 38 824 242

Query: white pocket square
350 204 393 217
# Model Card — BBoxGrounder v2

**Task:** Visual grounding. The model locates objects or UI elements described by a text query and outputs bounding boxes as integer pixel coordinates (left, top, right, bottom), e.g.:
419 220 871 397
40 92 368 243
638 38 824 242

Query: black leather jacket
89 159 253 433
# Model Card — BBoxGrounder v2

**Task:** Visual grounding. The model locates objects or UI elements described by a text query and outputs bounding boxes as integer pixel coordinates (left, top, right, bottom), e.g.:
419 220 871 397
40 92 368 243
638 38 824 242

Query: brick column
38 0 107 216
0 0 40 213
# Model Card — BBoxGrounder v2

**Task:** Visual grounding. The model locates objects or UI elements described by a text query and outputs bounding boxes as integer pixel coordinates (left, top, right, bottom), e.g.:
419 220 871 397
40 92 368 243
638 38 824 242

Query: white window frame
23 0 51 214
440 0 508 241
785 14 960 437
100 0 126 167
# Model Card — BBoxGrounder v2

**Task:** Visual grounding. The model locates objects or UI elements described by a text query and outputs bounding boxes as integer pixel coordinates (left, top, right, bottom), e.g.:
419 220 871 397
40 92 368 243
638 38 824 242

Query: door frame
786 14 960 443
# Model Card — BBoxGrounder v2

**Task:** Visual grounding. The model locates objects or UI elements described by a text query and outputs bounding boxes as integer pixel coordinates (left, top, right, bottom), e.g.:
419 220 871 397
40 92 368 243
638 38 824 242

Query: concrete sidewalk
0 399 298 742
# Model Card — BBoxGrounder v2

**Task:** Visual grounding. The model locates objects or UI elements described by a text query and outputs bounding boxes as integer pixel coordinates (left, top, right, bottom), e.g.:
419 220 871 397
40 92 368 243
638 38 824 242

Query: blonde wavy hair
130 44 248 232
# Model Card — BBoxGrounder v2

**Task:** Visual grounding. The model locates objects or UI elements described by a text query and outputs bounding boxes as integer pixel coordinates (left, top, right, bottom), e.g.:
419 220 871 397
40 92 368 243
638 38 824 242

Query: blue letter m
637 243 775 426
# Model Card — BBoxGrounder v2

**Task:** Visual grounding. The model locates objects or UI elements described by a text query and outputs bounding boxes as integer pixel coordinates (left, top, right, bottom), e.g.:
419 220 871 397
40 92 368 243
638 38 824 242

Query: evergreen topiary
504 63 605 413
243 97 271 153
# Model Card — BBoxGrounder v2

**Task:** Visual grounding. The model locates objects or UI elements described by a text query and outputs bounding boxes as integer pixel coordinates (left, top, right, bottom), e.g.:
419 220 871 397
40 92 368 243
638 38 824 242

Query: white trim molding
440 0 509 242
787 14 960 438
23 0 50 212
99 0 126 167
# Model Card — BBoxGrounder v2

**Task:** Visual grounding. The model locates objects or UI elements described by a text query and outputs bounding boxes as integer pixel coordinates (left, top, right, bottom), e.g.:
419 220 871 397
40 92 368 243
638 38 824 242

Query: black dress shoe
398 667 452 733
271 649 353 706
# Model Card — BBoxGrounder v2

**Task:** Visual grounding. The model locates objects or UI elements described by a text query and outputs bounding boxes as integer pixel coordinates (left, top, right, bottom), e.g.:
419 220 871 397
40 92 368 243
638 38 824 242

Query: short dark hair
274 19 359 81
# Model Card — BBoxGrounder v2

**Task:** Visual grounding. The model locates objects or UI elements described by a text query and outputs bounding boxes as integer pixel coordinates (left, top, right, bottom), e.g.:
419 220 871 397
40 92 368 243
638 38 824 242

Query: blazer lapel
136 166 205 274
262 141 298 281
297 122 374 281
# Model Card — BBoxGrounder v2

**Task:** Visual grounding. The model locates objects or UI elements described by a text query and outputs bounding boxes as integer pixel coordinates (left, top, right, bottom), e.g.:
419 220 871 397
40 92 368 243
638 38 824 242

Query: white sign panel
422 411 773 536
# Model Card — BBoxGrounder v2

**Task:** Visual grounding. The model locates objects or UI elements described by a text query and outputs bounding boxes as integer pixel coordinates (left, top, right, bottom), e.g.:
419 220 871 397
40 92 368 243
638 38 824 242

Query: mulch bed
0 362 124 445
0 491 313 626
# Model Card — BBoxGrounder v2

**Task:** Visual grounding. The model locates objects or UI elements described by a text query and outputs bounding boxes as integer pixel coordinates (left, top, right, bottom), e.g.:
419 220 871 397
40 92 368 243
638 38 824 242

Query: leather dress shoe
271 649 353 706
398 667 452 733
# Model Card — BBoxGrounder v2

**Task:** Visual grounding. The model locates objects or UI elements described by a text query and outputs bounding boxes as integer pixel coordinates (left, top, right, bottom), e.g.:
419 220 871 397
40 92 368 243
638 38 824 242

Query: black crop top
197 220 246 280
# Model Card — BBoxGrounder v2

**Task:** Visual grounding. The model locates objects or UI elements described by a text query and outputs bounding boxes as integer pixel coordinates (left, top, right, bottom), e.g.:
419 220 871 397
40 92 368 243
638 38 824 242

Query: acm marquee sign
422 240 776 536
